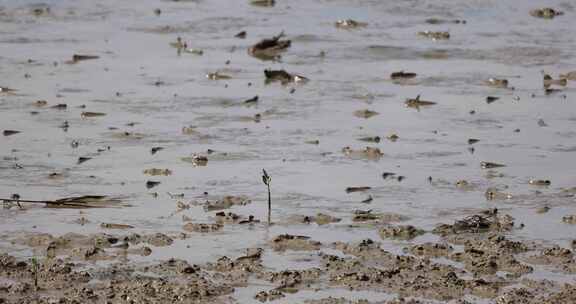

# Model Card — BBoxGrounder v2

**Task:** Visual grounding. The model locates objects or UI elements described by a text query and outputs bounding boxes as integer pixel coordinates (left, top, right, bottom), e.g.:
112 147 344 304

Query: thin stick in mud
262 169 272 225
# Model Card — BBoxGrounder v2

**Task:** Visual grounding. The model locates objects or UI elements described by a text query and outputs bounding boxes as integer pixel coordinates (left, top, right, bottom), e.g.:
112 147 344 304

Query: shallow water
1 0 576 302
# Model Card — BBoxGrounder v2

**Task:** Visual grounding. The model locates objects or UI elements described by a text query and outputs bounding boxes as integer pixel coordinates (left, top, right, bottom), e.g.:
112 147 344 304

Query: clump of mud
270 234 322 251
379 225 425 240
290 213 342 225
183 222 223 233
433 209 514 236
0 251 233 304
195 195 251 211
450 234 533 277
407 242 454 257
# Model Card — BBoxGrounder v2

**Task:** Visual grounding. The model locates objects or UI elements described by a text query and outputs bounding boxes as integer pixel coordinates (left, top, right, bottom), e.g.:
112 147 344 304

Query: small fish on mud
68 54 99 64
530 8 563 19
425 18 466 25
77 157 92 165
0 86 17 93
235 31 247 39
390 71 417 80
387 134 399 142
151 147 164 155
485 78 509 89
486 96 499 104
3 130 20 136
536 206 550 214
249 32 290 60
345 186 371 193
544 88 562 95
418 31 450 40
529 179 551 186
146 180 161 189
334 19 367 29
361 195 373 203
100 223 134 229
481 161 505 169
31 6 50 16
353 109 379 119
305 139 319 145
264 69 308 84
250 0 275 7
206 72 232 80
81 112 106 118
382 172 396 179
51 104 67 110
358 136 380 143
244 96 259 104
543 74 567 88
48 172 65 179
468 138 480 145
405 95 436 109
239 215 260 225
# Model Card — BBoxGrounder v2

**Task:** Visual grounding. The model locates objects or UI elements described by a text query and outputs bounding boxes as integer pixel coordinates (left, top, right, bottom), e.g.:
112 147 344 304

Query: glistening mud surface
1 0 576 303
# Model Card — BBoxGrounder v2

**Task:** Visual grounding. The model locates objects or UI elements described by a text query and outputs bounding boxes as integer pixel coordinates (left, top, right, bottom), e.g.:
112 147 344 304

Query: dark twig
262 169 272 225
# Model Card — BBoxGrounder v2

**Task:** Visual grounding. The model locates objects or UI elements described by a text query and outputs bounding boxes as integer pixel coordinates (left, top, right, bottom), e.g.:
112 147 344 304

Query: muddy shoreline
1 206 576 303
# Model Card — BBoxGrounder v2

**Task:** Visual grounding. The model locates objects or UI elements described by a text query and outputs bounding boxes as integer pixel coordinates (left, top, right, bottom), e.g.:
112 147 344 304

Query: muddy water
1 0 576 303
